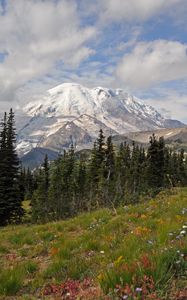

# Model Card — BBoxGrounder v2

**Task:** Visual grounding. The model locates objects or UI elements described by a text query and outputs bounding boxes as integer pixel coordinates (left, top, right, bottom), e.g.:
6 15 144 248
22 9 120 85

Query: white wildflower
180 230 186 235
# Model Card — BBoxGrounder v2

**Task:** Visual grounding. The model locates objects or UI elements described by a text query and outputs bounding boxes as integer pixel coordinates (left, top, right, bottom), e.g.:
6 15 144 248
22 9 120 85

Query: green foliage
0 188 186 299
0 109 24 226
0 267 25 296
30 131 187 223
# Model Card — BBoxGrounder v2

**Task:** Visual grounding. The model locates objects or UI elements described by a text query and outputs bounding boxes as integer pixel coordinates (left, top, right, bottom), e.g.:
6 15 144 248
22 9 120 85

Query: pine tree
32 155 50 223
6 109 23 222
147 134 165 192
89 129 106 207
0 109 23 225
105 136 115 181
178 149 187 186
129 143 145 198
115 142 131 203
0 112 8 225
24 167 34 199
103 136 116 206
76 158 88 211
48 157 63 220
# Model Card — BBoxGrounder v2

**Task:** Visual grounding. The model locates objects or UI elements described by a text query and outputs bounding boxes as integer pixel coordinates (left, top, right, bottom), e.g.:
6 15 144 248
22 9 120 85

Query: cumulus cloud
144 91 187 123
93 0 184 24
116 40 187 89
0 0 96 102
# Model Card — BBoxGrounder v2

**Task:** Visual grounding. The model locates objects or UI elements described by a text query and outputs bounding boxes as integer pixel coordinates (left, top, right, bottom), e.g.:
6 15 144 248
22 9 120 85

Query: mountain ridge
16 82 185 156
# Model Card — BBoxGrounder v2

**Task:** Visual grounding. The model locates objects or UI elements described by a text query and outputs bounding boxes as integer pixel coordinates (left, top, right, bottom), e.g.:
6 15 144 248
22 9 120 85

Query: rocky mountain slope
16 83 185 156
127 127 187 144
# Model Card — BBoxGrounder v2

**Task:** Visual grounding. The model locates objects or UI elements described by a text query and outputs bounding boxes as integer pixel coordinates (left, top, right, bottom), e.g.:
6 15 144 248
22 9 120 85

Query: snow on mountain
16 83 185 156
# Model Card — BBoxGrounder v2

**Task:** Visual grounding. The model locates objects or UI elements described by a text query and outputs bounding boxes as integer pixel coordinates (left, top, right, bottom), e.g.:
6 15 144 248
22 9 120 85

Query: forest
0 110 187 226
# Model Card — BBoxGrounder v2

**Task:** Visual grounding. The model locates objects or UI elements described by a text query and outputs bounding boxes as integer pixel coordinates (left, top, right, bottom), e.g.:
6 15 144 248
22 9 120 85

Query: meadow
0 188 186 299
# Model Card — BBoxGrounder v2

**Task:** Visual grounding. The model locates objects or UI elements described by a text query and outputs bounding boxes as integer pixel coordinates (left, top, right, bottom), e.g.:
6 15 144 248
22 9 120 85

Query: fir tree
76 158 88 211
147 134 165 192
0 112 8 225
32 155 50 223
48 157 63 220
0 109 23 225
103 136 116 206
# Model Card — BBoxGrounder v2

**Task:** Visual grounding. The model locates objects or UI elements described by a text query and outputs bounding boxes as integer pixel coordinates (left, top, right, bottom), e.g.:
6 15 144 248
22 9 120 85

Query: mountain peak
48 82 82 95
17 82 185 156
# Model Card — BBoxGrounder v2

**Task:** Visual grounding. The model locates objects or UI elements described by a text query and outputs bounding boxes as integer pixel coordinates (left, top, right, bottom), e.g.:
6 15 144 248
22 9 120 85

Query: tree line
0 110 187 226
28 129 187 223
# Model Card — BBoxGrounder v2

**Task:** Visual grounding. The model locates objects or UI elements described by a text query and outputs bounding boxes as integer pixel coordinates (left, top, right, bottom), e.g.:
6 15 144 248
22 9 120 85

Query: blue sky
0 0 187 122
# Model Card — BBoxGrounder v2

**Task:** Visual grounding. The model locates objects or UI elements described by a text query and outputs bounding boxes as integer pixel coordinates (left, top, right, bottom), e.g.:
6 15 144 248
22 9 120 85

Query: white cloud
116 40 187 89
144 91 187 123
0 0 96 103
94 0 184 24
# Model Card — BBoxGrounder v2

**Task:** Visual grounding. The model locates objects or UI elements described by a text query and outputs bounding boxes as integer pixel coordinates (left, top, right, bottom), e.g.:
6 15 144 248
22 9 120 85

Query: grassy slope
0 189 186 299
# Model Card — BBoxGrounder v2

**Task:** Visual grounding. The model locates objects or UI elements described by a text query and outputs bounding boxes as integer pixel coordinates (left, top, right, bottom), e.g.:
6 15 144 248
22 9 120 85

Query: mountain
21 147 59 169
16 82 185 157
127 127 187 146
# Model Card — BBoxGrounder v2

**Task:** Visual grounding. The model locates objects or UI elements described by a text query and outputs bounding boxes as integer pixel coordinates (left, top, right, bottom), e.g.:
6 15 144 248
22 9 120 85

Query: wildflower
168 232 173 236
134 226 151 237
100 250 105 254
182 225 187 229
180 230 186 235
140 214 147 219
122 295 128 299
50 247 59 256
135 287 142 292
114 256 123 266
97 273 104 280
181 208 187 214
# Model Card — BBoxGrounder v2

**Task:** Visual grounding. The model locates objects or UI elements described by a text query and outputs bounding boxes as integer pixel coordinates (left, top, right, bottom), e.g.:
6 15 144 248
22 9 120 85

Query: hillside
0 189 186 299
127 127 187 145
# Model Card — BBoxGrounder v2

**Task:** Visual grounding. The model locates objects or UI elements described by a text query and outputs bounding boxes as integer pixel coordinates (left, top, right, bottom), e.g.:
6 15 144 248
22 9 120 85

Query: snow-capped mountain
16 83 184 156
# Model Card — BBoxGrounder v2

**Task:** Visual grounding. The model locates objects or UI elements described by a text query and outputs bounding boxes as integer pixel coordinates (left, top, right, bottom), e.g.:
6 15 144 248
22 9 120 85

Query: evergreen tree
6 109 24 222
115 142 131 203
178 149 187 185
24 168 35 199
0 109 23 225
76 158 88 211
147 134 165 192
129 144 146 199
0 112 8 225
88 130 106 207
48 157 63 220
32 155 50 223
30 129 187 224
103 136 116 206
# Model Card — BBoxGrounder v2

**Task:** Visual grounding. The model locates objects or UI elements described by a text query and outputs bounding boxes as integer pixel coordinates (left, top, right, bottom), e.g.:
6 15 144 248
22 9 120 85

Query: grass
0 188 186 299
